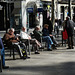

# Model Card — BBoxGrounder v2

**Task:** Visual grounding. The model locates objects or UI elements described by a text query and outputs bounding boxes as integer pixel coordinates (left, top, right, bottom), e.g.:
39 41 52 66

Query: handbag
63 29 68 40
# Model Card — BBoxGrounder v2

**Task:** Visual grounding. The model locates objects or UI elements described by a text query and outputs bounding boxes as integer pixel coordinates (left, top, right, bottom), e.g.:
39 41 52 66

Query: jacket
66 20 75 36
33 30 42 42
42 28 49 36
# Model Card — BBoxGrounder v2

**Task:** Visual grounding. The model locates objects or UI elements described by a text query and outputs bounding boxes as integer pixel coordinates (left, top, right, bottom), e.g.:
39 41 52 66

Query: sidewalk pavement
0 31 6 38
0 30 75 75
1 46 75 75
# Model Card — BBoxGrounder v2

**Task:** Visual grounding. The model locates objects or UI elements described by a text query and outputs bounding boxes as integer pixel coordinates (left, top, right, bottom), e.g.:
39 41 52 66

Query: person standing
0 37 9 69
65 16 75 49
58 19 62 28
73 15 75 23
54 19 59 36
46 16 53 34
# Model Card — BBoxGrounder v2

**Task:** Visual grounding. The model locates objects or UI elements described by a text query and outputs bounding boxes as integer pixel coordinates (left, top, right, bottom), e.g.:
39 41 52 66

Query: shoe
23 57 27 59
52 44 57 49
39 46 44 49
56 44 60 47
35 52 40 54
72 47 74 49
2 66 9 69
21 56 26 59
26 56 30 59
52 47 57 49
47 49 52 51
67 47 71 49
52 44 56 48
54 47 57 49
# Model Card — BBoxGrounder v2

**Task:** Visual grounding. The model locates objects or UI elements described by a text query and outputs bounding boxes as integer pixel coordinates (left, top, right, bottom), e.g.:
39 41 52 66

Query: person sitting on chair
20 27 44 54
3 28 29 59
33 25 53 51
33 26 42 42
42 24 58 50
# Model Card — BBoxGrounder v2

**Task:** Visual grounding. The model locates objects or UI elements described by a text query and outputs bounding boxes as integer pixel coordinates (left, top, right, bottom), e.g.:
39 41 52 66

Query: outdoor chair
2 38 21 60
20 39 31 55
2 38 12 57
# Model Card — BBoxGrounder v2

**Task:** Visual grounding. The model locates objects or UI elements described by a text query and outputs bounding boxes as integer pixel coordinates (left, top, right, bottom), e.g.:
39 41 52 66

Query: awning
12 8 21 14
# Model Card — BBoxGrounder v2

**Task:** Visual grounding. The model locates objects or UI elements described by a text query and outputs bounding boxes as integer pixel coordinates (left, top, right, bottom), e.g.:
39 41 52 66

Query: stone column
21 1 27 32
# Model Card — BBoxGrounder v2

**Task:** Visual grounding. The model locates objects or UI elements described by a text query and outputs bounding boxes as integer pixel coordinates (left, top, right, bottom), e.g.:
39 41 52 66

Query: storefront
21 0 41 32
0 2 6 30
0 2 14 31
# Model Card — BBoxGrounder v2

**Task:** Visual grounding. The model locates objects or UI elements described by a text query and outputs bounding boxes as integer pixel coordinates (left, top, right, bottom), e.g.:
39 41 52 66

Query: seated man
42 24 59 49
43 24 59 50
3 28 29 59
33 26 42 42
33 25 53 51
0 37 9 69
20 27 43 54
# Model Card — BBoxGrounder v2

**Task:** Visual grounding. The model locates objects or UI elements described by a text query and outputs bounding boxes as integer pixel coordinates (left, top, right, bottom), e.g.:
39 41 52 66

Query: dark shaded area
2 62 75 75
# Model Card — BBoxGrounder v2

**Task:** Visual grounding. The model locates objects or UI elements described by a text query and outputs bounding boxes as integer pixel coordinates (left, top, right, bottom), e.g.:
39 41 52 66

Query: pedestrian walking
54 19 59 37
46 16 53 34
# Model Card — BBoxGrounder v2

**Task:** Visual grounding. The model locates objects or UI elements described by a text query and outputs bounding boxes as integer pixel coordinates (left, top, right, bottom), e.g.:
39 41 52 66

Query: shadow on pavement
3 62 75 75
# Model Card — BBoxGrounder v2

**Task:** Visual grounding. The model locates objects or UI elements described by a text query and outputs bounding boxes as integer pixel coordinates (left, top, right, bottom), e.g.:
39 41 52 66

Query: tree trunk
51 0 55 26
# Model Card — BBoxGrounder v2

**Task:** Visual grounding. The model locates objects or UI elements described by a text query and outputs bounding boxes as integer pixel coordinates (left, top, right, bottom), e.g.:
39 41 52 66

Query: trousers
43 36 53 49
0 37 5 67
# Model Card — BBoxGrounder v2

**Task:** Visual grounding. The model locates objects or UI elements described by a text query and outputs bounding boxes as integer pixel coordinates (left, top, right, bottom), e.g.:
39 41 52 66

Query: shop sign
27 8 33 13
37 8 43 12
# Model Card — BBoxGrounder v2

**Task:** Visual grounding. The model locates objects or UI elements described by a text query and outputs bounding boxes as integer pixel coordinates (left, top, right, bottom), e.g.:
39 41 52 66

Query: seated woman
20 27 44 54
3 28 29 59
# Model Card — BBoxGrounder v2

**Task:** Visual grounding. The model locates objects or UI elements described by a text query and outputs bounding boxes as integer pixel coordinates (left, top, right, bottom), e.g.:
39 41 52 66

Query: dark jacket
42 28 49 36
46 19 53 34
66 20 75 36
33 30 42 42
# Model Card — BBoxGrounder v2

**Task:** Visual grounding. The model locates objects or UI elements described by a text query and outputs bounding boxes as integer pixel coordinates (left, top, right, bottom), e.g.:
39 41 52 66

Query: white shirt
20 31 31 39
55 23 58 26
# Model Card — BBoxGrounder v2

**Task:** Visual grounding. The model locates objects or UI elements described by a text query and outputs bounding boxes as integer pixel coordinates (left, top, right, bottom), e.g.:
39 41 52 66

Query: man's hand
28 36 31 39
50 34 53 36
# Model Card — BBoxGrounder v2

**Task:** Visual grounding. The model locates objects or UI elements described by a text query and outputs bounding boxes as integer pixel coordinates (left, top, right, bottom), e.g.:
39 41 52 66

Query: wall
21 0 40 32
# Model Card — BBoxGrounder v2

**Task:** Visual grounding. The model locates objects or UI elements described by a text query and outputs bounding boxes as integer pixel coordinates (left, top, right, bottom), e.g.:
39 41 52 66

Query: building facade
55 0 75 21
0 0 75 31
0 0 14 31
